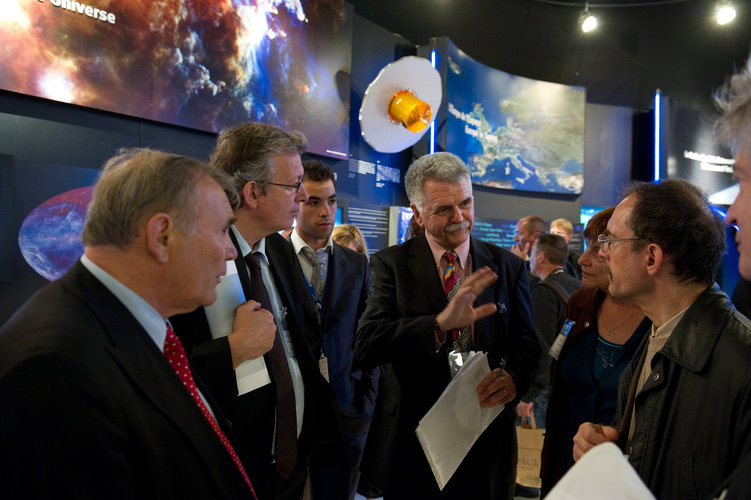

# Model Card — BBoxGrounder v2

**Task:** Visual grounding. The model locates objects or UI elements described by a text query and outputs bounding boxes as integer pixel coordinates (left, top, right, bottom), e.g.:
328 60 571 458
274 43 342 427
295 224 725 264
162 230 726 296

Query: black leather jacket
614 284 751 500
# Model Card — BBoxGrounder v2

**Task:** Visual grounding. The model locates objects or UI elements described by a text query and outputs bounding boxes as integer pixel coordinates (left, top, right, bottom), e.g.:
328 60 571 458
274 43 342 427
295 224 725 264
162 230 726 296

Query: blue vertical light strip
654 90 661 181
430 49 436 154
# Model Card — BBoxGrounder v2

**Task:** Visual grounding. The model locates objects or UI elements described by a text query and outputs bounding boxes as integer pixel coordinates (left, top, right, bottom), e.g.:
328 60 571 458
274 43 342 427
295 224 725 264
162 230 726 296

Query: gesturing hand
435 266 498 332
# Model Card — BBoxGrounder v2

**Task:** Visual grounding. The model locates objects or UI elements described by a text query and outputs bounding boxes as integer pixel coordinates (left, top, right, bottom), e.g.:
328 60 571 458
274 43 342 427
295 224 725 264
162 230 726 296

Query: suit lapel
469 237 504 346
322 245 347 330
470 235 500 305
407 235 448 313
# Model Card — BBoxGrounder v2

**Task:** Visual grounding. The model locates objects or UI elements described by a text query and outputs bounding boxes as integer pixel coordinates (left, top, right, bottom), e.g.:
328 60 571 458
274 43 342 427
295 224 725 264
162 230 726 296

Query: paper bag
516 415 544 488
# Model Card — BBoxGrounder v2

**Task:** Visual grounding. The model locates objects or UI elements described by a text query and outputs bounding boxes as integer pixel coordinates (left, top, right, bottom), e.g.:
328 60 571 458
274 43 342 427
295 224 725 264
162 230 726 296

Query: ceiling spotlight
716 2 737 25
579 3 597 33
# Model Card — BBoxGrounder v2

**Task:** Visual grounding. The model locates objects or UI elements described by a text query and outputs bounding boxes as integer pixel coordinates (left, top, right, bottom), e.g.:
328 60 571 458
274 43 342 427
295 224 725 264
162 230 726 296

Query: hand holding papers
204 260 271 395
416 351 504 490
545 442 656 500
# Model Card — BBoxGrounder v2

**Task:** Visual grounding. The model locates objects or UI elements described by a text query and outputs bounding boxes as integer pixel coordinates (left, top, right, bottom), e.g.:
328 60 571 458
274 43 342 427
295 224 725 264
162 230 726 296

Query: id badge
448 349 468 379
318 353 330 382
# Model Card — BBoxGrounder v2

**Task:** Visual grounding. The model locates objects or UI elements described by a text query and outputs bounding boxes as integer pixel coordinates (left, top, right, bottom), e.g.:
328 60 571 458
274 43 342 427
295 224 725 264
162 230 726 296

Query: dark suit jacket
354 234 541 500
0 262 253 499
289 240 379 432
171 232 342 499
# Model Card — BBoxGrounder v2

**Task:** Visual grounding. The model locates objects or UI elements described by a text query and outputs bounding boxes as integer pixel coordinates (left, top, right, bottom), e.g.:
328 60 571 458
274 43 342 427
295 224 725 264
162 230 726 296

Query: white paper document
415 351 504 490
546 442 656 500
204 260 271 395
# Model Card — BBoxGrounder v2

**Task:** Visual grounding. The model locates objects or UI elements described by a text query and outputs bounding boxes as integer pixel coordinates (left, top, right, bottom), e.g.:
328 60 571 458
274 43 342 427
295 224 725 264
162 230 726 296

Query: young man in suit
0 148 256 498
171 122 342 500
286 160 378 500
354 152 541 500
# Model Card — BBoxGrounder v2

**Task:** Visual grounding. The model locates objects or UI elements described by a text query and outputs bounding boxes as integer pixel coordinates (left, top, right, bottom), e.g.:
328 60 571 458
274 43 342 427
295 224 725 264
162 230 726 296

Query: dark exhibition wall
0 1 747 323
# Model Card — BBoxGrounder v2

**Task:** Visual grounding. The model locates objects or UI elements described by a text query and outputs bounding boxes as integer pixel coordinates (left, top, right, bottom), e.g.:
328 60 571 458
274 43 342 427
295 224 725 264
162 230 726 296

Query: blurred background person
520 233 582 426
539 207 650 497
550 218 582 280
332 223 368 256
512 215 546 261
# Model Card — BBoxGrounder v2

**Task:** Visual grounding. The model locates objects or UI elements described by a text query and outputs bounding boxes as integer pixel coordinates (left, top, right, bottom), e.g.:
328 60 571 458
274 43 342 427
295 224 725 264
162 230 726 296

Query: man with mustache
171 123 342 500
571 178 751 500
285 159 378 500
355 152 541 499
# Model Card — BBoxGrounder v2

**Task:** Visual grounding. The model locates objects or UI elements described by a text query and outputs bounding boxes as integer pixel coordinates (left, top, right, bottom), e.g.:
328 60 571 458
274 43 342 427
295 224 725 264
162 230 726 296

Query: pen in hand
496 357 506 378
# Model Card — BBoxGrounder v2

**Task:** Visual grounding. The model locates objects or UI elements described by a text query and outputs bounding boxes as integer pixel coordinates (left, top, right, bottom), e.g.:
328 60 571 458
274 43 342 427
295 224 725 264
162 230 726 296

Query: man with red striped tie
0 148 256 498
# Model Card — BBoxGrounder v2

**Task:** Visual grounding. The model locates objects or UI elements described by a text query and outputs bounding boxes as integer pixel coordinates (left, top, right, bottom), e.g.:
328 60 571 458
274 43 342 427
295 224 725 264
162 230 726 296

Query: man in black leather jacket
572 179 751 500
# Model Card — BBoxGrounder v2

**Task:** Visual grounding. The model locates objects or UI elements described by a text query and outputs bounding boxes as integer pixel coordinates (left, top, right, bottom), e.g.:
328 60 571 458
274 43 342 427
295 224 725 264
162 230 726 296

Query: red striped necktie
443 251 472 351
164 323 257 498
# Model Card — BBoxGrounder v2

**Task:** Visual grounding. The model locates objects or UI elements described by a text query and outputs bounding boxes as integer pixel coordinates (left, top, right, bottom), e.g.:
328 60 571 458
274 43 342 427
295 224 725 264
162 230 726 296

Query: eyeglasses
266 180 303 193
597 234 641 253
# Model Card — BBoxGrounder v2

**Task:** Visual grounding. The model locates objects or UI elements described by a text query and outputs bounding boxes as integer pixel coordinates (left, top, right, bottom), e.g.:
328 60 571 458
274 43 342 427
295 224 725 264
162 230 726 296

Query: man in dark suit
0 148 256 498
286 160 378 500
354 152 541 500
171 122 342 500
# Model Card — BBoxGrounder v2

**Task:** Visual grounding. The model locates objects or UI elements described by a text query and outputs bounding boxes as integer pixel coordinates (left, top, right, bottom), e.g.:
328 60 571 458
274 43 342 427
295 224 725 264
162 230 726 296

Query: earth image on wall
18 186 93 282
444 39 585 194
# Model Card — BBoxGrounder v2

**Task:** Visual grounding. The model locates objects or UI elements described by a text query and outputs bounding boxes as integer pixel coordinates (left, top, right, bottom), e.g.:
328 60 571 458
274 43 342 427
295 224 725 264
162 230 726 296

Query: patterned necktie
443 252 472 352
243 252 298 478
163 323 256 497
302 247 328 299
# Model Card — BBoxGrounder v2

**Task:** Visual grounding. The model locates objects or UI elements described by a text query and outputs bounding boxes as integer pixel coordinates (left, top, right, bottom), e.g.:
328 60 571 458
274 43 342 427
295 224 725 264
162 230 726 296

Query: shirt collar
231 226 269 266
425 232 471 269
80 254 167 351
290 227 333 255
651 305 690 339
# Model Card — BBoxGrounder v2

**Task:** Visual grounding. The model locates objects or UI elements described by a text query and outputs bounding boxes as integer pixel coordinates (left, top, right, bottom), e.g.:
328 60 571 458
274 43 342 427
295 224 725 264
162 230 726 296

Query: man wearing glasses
171 122 342 500
571 179 751 500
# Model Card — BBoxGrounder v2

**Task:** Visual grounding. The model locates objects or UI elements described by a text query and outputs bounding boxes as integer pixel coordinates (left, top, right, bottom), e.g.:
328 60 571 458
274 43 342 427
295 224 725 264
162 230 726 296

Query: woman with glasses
539 207 651 497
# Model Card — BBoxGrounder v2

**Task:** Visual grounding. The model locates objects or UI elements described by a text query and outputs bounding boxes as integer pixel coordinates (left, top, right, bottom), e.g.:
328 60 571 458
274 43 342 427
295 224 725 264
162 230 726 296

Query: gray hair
81 148 238 248
404 152 472 210
210 122 307 195
714 55 751 155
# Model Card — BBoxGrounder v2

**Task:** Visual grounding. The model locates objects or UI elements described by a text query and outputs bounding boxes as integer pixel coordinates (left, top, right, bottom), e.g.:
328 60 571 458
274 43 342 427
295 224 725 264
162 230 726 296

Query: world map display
444 39 585 194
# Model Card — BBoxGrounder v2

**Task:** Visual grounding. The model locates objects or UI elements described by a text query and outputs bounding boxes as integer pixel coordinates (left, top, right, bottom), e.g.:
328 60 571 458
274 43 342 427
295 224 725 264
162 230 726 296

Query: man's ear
145 212 175 264
410 203 424 226
537 250 546 264
644 243 664 277
242 180 261 208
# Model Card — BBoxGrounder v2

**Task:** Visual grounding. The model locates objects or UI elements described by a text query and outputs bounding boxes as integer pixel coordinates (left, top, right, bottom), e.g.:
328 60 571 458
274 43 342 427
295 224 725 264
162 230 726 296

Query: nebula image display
0 0 352 158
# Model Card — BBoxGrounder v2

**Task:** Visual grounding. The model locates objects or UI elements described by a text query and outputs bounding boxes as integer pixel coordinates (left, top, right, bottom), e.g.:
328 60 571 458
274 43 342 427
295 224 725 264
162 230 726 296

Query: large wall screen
1 0 352 158
440 38 585 194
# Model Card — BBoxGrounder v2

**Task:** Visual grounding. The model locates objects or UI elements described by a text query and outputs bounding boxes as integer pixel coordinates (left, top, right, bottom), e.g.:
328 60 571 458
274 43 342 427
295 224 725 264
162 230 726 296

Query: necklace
602 308 641 336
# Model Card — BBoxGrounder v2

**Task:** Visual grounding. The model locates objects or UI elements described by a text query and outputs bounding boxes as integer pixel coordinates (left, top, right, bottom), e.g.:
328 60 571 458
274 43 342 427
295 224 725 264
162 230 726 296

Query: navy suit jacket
289 240 379 433
354 234 541 499
170 232 342 499
0 261 253 499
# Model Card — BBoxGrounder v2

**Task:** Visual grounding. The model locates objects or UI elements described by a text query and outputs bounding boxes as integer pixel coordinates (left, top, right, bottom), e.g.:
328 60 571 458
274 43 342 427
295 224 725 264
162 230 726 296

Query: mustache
445 220 470 232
